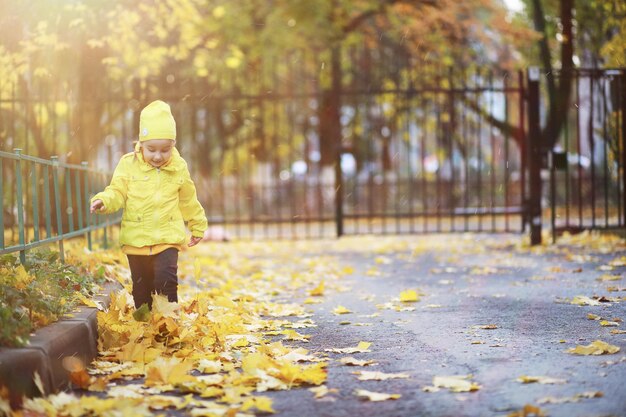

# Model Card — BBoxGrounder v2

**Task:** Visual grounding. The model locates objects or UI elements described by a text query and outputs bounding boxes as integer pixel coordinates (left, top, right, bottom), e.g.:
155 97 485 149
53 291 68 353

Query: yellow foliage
567 340 620 355
399 289 419 302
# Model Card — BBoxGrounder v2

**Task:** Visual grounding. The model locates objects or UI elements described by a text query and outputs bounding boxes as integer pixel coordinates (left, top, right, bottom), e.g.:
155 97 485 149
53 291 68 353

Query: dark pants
127 248 179 309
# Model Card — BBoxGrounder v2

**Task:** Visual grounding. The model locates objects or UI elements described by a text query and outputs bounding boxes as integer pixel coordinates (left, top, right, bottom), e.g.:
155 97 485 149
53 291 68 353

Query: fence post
0 157 4 250
335 147 344 238
83 162 92 251
51 156 65 262
622 70 626 228
14 149 26 264
527 68 543 245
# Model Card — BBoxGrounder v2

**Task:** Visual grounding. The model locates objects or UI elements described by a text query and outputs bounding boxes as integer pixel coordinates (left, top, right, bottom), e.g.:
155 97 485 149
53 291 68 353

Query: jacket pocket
126 175 151 213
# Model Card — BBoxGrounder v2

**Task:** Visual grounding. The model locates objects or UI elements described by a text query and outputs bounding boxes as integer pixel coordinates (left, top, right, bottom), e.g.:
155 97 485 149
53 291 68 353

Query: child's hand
90 199 105 213
188 236 202 247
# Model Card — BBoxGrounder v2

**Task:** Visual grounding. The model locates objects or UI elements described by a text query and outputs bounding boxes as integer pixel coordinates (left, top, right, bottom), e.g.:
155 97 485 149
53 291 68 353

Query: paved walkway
4 232 626 416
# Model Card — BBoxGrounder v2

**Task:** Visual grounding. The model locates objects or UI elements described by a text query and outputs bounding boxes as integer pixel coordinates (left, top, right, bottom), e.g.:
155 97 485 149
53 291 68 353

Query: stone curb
0 280 122 406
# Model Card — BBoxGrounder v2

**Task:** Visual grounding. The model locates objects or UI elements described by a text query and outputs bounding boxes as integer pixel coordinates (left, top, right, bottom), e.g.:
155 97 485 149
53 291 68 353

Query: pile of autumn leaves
21 245 347 416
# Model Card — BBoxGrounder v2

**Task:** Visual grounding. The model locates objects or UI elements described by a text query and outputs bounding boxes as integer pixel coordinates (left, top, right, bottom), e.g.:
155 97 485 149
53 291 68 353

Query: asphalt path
257 234 626 417
67 233 626 417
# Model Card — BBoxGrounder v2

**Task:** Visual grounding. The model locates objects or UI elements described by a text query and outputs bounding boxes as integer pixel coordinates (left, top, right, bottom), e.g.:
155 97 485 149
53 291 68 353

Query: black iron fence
539 69 626 240
2 51 623 241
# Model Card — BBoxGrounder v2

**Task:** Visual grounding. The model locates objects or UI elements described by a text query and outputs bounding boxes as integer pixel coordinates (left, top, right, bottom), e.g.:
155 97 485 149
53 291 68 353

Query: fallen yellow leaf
309 281 325 296
332 305 352 315
309 385 338 399
537 391 603 404
516 375 567 384
325 341 371 354
424 375 481 393
507 404 546 417
567 340 620 355
570 296 602 306
399 289 419 302
339 357 378 366
354 371 410 381
354 389 401 401
241 396 275 413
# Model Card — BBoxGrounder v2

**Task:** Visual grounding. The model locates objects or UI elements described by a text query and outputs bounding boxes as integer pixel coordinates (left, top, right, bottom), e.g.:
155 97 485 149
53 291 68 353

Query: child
90 100 207 309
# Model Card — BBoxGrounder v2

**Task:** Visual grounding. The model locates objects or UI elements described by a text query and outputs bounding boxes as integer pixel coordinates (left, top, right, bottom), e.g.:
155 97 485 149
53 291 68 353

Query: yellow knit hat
138 100 177 141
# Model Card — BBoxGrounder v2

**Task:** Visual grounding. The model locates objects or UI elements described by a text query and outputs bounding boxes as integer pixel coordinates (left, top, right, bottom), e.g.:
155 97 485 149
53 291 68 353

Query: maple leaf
309 385 338 399
570 296 602 306
399 289 420 302
537 391 603 404
282 329 311 342
516 375 567 384
309 281 325 296
355 389 401 401
74 292 104 310
69 369 92 389
354 371 410 381
424 375 481 393
332 305 352 315
275 361 328 386
152 294 179 318
567 340 620 355
339 357 378 366
241 396 275 413
506 404 546 417
145 357 195 386
325 341 371 354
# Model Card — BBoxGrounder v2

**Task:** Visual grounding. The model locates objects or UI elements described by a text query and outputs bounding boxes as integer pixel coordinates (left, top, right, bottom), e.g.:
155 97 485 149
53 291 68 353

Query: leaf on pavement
145 357 195 386
537 391 603 404
354 389 401 402
516 375 567 384
325 341 371 354
333 305 352 315
597 274 621 282
424 375 481 393
309 385 338 399
354 370 409 381
282 329 311 342
241 396 275 413
339 357 378 366
506 404 546 417
567 340 620 355
399 289 420 302
570 296 602 306
309 281 325 296
600 320 619 327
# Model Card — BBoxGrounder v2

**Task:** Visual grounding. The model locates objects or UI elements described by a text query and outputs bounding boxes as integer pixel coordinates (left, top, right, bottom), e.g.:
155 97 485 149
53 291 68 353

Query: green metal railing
1 149 119 264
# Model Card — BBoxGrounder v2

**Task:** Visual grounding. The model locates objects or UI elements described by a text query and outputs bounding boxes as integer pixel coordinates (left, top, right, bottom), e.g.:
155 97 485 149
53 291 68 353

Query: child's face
141 139 175 168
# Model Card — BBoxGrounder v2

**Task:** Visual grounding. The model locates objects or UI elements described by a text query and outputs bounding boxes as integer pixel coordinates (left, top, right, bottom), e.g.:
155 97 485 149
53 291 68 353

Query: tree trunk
318 46 342 167
532 0 575 150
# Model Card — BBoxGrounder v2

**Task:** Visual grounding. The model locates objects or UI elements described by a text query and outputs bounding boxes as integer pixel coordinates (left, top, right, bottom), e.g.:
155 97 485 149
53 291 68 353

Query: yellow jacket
91 147 207 250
